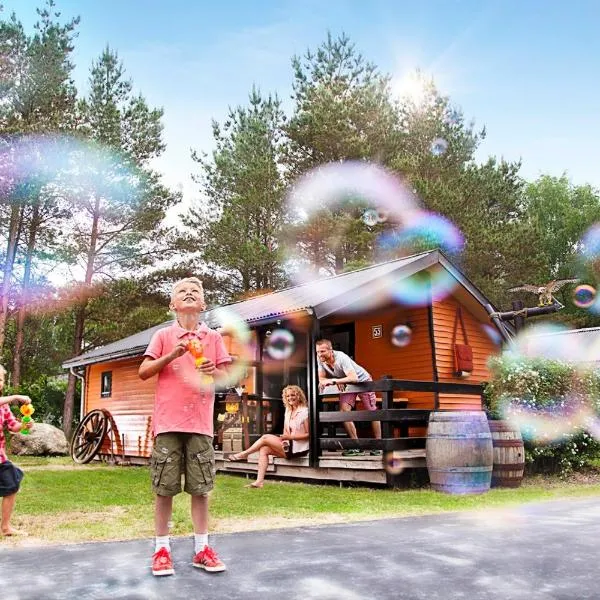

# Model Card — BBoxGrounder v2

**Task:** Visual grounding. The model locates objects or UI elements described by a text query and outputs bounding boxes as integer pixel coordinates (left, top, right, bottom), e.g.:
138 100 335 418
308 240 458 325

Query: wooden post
308 312 320 469
512 300 525 332
381 385 393 440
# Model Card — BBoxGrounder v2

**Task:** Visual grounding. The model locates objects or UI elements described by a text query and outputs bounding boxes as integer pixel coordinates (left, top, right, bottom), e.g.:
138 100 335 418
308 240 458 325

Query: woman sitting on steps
227 385 309 488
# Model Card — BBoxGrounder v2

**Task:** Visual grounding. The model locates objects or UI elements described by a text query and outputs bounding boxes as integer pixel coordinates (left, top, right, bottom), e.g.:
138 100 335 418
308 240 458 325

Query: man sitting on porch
316 339 382 457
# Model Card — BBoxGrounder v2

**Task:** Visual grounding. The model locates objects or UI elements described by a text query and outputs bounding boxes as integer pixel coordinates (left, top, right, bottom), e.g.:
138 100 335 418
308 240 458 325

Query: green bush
5 375 79 431
484 354 600 476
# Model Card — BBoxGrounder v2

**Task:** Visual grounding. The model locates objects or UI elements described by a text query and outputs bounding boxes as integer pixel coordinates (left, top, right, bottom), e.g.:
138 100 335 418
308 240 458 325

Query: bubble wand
187 339 213 385
20 402 34 435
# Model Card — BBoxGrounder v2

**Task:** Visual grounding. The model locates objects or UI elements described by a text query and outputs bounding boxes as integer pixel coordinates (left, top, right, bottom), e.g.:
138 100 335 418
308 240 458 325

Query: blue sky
5 0 600 210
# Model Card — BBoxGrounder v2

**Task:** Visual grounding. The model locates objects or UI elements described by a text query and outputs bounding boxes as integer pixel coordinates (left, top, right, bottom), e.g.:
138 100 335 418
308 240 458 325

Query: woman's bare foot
1 527 27 537
244 482 263 488
227 453 246 462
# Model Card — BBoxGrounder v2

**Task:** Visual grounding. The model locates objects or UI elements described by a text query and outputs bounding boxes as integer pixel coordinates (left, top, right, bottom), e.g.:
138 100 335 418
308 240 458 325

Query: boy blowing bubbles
139 278 232 576
0 365 32 536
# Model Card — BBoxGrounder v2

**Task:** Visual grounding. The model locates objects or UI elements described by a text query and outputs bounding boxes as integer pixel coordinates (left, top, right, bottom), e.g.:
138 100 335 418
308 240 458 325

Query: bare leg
1 493 18 535
154 495 173 537
191 494 209 533
371 420 382 439
247 444 287 488
340 403 358 439
233 434 284 460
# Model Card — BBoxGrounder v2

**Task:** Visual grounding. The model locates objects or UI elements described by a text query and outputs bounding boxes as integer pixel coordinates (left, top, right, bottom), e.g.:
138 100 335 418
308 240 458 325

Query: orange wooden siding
87 357 156 458
323 304 436 409
432 297 500 410
87 357 155 415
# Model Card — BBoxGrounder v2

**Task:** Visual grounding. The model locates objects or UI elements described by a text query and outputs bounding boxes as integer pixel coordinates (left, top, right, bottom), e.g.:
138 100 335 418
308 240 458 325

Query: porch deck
215 449 426 485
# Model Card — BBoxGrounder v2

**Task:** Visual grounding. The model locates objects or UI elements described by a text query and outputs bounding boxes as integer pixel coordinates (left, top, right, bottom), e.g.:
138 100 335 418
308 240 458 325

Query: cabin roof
63 249 505 369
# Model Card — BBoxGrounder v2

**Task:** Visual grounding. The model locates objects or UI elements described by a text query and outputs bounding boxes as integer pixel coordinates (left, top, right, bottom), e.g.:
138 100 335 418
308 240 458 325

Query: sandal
226 453 246 462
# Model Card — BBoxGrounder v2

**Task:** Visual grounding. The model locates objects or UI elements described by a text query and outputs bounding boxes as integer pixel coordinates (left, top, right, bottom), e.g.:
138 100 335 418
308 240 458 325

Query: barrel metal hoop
428 433 492 439
493 463 525 471
493 439 524 448
428 466 492 473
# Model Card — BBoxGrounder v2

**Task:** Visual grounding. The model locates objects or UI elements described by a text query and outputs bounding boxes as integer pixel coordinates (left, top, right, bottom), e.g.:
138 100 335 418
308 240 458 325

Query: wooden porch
215 449 426 485
215 378 484 486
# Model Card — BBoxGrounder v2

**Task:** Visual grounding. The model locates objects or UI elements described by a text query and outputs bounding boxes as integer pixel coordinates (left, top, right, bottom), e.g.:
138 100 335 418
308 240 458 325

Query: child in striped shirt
0 365 32 536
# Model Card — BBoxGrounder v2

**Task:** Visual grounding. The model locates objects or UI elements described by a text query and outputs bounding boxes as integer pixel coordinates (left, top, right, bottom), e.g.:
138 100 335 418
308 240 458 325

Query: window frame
100 371 112 398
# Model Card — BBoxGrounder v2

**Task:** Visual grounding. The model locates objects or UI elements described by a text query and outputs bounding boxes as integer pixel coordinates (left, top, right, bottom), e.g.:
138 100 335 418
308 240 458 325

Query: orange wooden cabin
63 250 510 482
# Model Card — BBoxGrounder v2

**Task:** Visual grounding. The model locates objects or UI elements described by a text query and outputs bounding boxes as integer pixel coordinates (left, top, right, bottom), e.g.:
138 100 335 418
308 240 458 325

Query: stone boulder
10 423 69 456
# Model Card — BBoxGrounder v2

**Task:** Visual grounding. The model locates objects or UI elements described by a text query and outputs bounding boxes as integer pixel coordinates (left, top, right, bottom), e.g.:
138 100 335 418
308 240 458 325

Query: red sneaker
192 545 227 572
152 547 174 576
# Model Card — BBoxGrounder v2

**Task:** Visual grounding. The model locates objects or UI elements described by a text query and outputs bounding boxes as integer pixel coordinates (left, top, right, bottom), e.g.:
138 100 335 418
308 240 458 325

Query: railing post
381 381 393 441
308 313 320 468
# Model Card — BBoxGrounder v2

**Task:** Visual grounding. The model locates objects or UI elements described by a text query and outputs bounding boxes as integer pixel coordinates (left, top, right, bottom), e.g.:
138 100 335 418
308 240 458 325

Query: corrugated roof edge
62 248 508 368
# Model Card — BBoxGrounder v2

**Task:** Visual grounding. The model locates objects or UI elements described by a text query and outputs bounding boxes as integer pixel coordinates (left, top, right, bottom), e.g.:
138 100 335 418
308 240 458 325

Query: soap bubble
362 209 379 227
391 324 412 347
430 138 448 156
265 329 296 360
384 451 405 475
573 284 596 308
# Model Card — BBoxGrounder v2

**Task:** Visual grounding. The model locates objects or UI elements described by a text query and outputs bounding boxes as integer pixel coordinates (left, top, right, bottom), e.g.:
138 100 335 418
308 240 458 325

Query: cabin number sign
372 325 382 339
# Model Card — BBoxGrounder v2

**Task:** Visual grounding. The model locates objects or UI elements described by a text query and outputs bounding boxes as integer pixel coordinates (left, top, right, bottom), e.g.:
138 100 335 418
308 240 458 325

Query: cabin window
100 371 112 398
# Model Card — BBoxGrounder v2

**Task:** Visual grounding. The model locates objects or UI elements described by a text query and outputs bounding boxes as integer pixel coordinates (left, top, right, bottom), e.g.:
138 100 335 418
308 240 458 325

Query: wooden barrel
426 411 493 494
488 420 525 488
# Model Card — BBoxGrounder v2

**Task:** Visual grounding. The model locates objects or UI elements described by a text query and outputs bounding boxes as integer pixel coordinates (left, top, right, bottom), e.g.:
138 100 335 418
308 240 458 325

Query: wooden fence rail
317 378 484 456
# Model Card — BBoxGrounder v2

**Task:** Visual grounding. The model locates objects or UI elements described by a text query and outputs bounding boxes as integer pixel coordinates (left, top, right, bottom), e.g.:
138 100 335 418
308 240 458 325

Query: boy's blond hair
171 277 205 301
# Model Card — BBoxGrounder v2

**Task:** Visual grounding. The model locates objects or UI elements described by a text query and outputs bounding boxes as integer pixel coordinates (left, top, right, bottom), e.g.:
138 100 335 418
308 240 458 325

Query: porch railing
316 379 484 456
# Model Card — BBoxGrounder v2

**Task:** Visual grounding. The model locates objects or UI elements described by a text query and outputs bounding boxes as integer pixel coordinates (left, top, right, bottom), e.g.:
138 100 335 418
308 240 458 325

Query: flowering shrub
484 354 600 475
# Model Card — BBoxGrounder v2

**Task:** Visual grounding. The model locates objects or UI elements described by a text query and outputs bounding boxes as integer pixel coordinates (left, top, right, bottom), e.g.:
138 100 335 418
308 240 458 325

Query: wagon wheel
70 409 109 464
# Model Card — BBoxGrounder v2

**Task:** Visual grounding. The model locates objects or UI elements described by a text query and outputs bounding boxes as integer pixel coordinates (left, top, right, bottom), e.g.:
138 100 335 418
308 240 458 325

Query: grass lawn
3 455 600 546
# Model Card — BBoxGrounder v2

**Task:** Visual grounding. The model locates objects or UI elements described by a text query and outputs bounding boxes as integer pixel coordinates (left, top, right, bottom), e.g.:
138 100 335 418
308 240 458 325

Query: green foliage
484 354 600 475
283 32 399 275
184 87 288 301
517 176 600 327
5 374 76 427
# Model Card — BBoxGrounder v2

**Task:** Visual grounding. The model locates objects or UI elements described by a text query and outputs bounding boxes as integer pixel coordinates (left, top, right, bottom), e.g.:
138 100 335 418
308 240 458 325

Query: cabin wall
323 304 435 409
86 357 156 458
87 357 155 415
432 296 500 410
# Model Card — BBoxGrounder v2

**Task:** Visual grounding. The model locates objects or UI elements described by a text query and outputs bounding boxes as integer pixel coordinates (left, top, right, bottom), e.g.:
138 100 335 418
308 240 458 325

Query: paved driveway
0 496 598 599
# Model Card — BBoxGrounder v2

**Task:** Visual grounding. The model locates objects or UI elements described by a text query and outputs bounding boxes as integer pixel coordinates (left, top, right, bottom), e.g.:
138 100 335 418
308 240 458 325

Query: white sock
194 533 209 554
155 535 170 552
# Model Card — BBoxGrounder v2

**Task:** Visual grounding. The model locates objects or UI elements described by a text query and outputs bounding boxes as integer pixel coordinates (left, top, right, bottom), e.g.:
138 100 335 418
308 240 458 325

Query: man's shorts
339 390 377 411
150 433 215 497
0 460 24 497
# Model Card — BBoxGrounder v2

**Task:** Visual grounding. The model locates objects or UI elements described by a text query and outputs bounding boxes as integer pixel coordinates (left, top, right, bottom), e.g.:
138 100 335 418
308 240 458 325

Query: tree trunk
0 203 22 352
12 205 40 389
63 304 86 439
62 196 100 438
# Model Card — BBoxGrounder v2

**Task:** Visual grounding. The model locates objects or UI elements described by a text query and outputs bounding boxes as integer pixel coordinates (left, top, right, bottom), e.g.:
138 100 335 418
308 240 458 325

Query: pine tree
183 87 287 300
60 47 178 436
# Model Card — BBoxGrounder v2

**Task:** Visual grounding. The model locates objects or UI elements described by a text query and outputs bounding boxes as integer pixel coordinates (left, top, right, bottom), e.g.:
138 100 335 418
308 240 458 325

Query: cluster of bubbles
265 329 296 361
500 323 600 443
284 161 466 310
0 133 142 203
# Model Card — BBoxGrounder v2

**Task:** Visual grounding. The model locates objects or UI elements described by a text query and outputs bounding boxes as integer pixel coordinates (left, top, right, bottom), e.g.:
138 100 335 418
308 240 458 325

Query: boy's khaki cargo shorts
150 432 215 496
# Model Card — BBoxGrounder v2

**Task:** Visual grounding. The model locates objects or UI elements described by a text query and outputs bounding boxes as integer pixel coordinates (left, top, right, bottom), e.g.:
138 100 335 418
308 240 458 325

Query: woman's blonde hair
282 385 307 410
